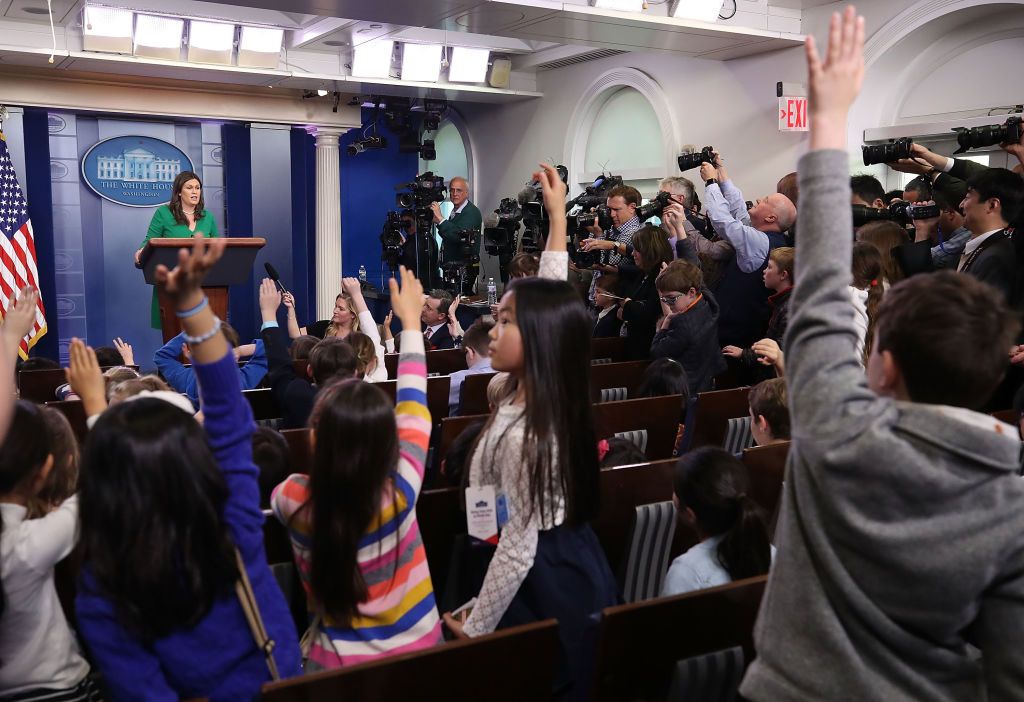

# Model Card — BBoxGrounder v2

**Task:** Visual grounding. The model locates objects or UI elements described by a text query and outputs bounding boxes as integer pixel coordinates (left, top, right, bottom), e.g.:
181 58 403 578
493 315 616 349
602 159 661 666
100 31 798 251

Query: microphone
264 262 288 295
483 212 500 229
517 186 538 205
680 143 696 155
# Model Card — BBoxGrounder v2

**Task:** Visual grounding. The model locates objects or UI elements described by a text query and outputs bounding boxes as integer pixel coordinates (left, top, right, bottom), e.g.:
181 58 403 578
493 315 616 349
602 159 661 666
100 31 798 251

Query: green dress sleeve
142 206 172 249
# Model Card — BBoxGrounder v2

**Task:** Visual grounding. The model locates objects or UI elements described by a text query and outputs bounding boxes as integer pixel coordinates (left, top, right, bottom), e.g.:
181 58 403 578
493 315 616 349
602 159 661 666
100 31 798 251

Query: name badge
466 486 499 544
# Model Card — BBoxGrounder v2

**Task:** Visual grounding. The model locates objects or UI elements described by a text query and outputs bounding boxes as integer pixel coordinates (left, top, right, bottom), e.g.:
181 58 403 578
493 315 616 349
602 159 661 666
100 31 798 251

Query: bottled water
358 264 367 283
487 277 497 306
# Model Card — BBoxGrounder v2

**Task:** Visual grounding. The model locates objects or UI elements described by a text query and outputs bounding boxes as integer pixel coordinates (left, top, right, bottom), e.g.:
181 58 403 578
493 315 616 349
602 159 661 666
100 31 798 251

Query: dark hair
674 447 771 581
492 278 599 524
636 357 691 400
508 253 540 278
93 346 123 367
168 171 206 226
599 437 648 469
20 357 59 371
748 378 790 440
428 289 454 317
851 241 885 364
309 338 358 385
79 399 237 641
876 271 1020 408
252 427 291 510
850 174 885 205
883 189 904 206
966 167 1024 226
304 379 399 624
776 172 798 207
442 421 486 488
594 273 621 295
632 225 673 275
607 185 642 208
220 322 241 349
462 319 493 356
290 335 319 361
28 406 79 518
0 402 51 620
903 176 933 202
857 221 906 284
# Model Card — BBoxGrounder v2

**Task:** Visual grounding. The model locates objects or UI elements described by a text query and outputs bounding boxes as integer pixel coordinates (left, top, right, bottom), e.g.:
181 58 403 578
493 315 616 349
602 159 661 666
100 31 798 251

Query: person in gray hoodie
740 8 1024 701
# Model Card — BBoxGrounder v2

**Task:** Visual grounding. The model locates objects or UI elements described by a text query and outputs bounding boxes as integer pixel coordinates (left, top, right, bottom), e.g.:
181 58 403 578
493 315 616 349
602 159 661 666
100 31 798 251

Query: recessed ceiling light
23 6 51 15
369 23 382 29
324 39 348 47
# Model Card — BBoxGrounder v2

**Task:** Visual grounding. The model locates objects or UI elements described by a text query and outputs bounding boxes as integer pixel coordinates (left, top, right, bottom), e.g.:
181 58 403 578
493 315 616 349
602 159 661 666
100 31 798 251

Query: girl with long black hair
442 165 618 695
662 447 773 596
75 236 301 700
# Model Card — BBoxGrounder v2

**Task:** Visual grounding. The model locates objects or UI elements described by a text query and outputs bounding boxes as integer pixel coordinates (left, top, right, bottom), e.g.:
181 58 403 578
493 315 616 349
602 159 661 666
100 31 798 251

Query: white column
309 127 345 319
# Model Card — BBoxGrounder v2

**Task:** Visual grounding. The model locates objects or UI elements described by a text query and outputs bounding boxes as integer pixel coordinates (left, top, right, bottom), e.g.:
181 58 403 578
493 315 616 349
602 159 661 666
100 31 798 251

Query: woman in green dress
136 171 219 328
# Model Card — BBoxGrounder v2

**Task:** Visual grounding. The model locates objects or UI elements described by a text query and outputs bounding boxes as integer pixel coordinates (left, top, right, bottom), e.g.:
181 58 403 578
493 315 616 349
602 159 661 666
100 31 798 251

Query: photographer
578 185 644 302
892 190 972 274
698 154 795 349
432 177 483 276
659 176 732 288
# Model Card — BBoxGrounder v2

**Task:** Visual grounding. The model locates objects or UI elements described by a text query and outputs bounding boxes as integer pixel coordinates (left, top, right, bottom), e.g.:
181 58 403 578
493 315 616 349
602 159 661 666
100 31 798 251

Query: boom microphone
264 262 287 294
483 212 500 228
517 186 538 205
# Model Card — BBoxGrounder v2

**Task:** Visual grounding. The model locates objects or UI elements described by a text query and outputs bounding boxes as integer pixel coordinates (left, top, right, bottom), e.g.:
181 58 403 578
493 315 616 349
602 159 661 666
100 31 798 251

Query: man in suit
956 168 1024 307
432 177 483 294
421 288 457 350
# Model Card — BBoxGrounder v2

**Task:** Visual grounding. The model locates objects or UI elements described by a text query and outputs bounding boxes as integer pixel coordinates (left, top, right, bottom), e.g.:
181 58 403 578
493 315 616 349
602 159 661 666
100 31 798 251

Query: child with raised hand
662 447 773 597
442 164 617 696
0 327 103 700
272 266 442 669
0 287 40 442
741 9 1024 701
75 235 302 701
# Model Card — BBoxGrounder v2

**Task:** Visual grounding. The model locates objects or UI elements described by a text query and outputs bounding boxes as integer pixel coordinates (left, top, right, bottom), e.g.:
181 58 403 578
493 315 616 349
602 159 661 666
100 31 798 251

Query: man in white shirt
447 320 494 416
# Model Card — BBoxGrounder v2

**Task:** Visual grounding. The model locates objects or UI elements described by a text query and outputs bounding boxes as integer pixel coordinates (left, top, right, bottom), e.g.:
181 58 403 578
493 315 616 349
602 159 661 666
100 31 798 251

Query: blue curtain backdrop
339 109 419 291
21 108 59 360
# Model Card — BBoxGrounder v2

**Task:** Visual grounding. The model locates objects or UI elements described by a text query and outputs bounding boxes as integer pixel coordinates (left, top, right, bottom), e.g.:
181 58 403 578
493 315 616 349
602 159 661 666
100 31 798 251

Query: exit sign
779 96 808 131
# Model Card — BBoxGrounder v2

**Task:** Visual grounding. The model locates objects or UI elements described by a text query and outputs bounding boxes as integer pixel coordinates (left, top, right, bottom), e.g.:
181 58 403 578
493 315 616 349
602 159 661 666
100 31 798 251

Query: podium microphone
264 262 288 295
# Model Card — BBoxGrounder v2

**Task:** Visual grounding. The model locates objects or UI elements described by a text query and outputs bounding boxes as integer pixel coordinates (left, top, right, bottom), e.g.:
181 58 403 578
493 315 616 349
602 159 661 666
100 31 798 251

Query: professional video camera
677 146 717 172
565 173 624 211
862 137 914 166
380 211 406 269
483 197 523 260
852 200 940 227
395 171 446 209
953 116 1023 154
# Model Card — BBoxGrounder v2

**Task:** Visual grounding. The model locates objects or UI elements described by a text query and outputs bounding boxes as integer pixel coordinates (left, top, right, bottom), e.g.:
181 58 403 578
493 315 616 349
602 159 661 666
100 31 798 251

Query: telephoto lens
862 137 914 166
677 146 716 172
953 116 1023 154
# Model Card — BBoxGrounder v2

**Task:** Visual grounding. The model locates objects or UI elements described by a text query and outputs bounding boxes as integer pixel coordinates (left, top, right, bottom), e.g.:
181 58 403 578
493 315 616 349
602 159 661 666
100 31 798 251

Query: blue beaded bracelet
176 296 209 319
182 316 222 345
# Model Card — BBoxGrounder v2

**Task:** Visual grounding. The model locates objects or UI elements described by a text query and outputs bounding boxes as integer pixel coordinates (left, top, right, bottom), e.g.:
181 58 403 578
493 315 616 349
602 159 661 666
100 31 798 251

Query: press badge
466 486 499 544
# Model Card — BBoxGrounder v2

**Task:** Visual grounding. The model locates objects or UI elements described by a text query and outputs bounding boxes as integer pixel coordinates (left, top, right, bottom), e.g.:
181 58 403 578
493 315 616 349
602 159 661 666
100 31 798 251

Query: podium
140 237 266 343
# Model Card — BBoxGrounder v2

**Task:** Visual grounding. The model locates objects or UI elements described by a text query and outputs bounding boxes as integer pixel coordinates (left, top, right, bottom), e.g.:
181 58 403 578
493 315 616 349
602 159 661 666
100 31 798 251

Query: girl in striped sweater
272 267 442 670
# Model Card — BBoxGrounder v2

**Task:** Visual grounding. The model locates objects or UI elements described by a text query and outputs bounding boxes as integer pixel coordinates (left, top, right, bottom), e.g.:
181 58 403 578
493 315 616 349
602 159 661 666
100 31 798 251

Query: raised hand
113 337 135 366
282 291 295 310
153 234 227 309
258 278 282 322
699 162 717 183
1 287 39 347
65 338 107 417
806 6 865 151
722 345 744 359
752 338 785 374
389 266 426 331
341 277 362 297
534 163 568 252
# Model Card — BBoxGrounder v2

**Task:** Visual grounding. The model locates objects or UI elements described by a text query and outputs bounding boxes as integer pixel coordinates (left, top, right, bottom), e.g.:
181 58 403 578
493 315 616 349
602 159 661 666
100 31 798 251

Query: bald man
698 157 795 349
431 177 483 282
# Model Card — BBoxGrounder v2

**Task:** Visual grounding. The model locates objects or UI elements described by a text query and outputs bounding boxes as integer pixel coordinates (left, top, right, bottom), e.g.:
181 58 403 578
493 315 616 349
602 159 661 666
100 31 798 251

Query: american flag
0 132 46 358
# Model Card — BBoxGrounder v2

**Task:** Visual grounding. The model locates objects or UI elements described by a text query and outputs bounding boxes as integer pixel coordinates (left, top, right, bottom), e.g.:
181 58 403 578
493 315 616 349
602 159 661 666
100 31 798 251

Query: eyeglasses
659 294 684 305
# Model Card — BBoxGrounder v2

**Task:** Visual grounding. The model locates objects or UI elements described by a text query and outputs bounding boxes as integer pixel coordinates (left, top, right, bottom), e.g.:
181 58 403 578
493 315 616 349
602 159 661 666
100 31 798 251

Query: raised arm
0 287 40 441
536 163 569 280
700 170 770 274
391 267 431 491
282 291 304 339
785 6 877 441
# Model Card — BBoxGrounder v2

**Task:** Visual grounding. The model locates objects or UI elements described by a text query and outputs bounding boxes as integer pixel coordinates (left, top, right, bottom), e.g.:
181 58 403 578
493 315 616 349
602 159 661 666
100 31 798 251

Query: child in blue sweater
75 236 301 701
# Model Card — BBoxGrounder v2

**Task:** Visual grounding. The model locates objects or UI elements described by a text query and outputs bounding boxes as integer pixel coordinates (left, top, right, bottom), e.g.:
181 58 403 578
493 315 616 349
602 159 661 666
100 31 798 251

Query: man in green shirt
431 177 482 294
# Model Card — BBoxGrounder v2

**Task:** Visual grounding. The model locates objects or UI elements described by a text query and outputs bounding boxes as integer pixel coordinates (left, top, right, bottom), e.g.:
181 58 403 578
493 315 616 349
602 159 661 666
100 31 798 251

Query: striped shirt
271 330 442 669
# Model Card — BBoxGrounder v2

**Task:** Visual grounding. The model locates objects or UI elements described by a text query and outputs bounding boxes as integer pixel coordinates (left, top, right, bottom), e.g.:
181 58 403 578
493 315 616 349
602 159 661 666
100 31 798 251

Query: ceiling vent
535 48 626 71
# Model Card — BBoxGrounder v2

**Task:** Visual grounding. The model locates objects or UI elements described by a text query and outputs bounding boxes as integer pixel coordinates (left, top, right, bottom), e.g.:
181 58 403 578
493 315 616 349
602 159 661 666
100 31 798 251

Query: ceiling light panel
82 6 133 53
238 26 283 68
669 0 723 22
401 43 442 82
351 39 394 79
134 14 184 60
448 47 489 83
188 20 235 65
590 0 645 11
